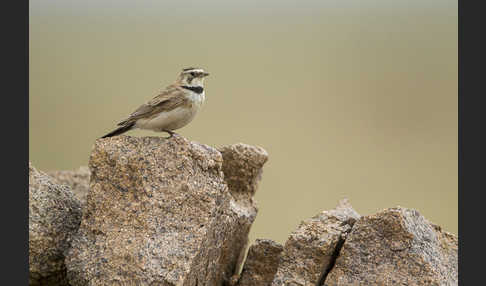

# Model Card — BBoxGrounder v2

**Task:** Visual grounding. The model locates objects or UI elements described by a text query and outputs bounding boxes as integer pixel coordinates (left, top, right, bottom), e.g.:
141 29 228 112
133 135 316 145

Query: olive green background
29 0 457 244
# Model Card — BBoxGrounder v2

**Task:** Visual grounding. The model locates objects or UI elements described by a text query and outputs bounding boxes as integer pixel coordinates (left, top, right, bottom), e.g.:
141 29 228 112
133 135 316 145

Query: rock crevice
269 199 360 286
317 236 345 286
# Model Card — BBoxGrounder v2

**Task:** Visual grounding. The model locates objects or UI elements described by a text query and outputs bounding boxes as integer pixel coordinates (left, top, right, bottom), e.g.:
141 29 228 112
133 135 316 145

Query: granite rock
218 143 269 285
32 134 458 286
48 166 90 207
218 143 268 200
236 239 283 286
29 162 82 286
325 207 458 286
271 199 360 286
65 135 268 286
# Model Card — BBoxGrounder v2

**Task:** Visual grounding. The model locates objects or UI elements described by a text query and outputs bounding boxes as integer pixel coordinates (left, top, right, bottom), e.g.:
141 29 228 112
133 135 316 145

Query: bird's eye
190 72 196 77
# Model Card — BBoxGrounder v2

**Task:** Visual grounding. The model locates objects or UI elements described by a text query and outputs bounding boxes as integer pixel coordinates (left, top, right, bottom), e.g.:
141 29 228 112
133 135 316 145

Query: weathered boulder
65 135 268 286
48 166 90 207
236 239 283 286
29 162 82 286
271 199 360 286
218 143 269 286
325 207 458 286
33 134 458 286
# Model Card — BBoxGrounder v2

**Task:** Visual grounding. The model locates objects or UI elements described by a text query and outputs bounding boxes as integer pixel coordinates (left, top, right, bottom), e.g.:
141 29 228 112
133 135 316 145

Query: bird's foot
163 130 178 139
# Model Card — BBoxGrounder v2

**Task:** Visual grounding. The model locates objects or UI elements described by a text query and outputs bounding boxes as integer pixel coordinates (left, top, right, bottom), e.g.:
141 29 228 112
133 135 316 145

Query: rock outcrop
236 239 283 286
325 207 458 286
217 143 269 285
64 135 268 286
30 134 458 286
29 162 82 286
48 166 90 207
271 199 360 286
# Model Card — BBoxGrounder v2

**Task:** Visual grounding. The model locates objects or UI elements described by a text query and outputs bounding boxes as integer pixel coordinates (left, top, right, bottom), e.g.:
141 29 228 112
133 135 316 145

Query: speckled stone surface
218 143 269 286
48 166 90 208
65 135 268 286
325 207 458 286
29 162 82 286
236 239 283 286
271 199 360 286
218 143 268 200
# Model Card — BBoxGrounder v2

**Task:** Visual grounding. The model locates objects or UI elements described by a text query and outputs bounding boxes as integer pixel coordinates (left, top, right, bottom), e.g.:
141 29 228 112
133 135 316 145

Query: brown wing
117 85 188 126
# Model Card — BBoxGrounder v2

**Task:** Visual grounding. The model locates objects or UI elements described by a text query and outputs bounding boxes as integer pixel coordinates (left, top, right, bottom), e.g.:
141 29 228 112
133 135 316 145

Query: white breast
135 91 205 132
189 91 205 107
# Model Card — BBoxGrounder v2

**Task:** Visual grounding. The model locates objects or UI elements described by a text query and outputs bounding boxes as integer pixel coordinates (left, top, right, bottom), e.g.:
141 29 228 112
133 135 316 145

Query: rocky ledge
29 135 457 285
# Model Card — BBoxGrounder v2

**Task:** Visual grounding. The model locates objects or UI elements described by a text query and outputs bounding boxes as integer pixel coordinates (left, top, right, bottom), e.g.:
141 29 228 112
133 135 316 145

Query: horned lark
101 67 209 138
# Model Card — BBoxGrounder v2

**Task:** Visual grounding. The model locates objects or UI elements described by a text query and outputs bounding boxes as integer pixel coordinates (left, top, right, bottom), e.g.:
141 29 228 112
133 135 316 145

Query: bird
101 67 209 139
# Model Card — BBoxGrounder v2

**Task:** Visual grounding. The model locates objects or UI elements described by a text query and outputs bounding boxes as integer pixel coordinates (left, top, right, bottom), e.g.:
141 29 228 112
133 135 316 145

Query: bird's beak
202 72 210 77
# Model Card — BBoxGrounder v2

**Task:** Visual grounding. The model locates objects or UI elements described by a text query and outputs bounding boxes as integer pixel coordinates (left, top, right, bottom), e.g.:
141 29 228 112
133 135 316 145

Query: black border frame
2 0 29 284
12 0 469 284
458 0 482 284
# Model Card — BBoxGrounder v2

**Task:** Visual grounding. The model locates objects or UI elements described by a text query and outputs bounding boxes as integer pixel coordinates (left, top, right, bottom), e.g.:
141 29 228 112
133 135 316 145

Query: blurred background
29 0 457 244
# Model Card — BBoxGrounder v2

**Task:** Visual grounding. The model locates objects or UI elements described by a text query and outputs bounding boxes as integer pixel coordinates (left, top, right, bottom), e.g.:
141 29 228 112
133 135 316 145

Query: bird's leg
163 130 178 138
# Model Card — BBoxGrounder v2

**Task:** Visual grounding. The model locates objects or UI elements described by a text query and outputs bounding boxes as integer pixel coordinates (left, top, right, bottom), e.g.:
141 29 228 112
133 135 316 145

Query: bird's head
177 67 210 87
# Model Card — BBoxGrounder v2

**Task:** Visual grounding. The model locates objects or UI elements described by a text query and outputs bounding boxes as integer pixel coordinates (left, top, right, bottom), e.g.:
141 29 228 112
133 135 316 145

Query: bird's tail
101 122 135 138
